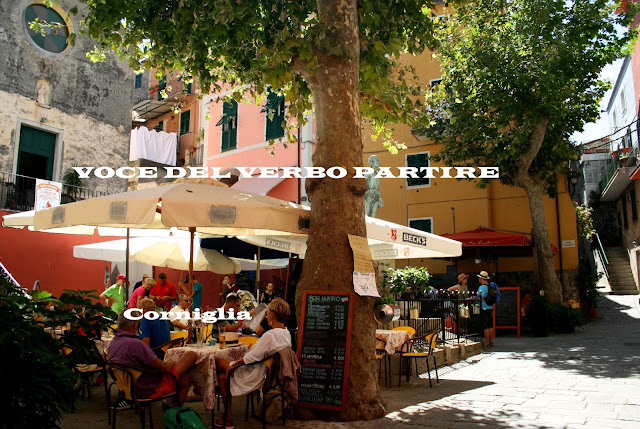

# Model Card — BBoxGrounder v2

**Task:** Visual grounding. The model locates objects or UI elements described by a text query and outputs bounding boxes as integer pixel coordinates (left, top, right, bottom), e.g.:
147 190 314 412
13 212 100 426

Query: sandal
213 418 235 429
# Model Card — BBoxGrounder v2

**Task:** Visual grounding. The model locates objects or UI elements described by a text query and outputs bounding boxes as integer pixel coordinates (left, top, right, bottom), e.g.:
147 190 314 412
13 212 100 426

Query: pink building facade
203 90 315 204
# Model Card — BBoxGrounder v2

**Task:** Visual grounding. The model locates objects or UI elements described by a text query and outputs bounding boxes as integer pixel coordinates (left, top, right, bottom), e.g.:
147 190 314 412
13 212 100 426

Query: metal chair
151 337 185 356
398 329 440 387
392 325 416 337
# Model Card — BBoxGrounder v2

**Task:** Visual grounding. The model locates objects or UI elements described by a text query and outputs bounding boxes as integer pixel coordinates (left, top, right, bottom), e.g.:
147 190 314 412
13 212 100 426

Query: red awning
441 228 557 255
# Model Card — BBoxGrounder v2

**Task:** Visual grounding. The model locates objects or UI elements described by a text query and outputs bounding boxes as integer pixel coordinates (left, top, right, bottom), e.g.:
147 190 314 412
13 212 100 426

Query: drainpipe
297 125 302 204
555 183 564 291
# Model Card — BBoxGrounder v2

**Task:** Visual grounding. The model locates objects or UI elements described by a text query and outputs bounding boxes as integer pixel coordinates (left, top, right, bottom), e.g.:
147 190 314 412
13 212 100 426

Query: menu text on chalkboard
296 291 353 411
494 287 520 337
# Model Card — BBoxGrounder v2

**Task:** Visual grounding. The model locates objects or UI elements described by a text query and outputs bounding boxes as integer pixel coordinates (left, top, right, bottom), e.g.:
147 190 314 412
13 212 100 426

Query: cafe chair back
108 363 179 429
397 329 440 388
392 325 416 338
152 337 186 356
238 336 259 349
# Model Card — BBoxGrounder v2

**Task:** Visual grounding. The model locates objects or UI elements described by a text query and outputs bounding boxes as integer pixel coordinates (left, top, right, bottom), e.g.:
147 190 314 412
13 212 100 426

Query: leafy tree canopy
420 0 637 194
80 0 439 151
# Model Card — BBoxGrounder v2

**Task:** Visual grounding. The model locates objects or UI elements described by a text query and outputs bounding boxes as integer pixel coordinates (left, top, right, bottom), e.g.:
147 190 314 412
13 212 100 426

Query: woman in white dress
215 298 292 429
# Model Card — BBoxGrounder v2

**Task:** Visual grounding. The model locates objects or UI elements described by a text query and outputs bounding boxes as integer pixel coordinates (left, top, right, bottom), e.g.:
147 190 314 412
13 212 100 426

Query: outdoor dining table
164 343 249 410
376 329 411 355
95 335 113 356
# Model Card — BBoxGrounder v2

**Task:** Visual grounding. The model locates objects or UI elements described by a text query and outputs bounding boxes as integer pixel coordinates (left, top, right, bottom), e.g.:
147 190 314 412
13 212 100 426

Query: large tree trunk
293 0 385 421
520 176 564 306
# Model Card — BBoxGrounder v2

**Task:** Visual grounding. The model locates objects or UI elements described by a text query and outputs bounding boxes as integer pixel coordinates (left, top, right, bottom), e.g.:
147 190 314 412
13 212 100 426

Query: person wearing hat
133 273 151 292
448 273 469 294
150 272 177 311
477 270 495 347
100 274 127 314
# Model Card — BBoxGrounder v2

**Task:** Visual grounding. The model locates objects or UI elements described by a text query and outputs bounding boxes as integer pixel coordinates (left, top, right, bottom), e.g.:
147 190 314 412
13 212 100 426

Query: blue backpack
485 282 501 305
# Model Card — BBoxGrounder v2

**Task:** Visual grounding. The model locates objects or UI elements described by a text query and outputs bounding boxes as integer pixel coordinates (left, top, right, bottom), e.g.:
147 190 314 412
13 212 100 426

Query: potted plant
577 265 600 319
382 267 432 319
409 305 420 319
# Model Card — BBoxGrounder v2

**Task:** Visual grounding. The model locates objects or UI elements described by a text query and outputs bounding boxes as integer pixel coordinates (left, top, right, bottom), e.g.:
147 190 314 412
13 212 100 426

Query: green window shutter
632 188 638 221
221 100 238 151
406 153 430 187
158 75 166 101
179 110 190 136
265 90 285 140
135 74 142 89
409 218 432 233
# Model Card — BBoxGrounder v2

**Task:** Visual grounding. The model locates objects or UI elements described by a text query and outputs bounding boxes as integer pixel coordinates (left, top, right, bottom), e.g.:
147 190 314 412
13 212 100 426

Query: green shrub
382 266 432 297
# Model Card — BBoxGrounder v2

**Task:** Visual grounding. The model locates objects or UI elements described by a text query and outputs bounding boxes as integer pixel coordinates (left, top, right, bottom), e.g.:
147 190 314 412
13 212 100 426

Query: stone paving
61 294 640 429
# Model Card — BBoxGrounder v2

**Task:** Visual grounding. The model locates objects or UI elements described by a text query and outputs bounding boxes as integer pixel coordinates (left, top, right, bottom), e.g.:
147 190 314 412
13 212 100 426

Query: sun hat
457 273 469 283
477 271 490 280
142 273 151 279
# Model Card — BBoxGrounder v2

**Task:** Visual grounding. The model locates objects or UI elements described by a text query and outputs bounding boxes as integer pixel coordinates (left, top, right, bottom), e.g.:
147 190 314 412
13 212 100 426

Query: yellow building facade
363 47 579 291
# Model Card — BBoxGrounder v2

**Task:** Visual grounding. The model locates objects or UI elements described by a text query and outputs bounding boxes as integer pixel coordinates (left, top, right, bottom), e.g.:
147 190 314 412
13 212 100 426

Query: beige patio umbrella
32 180 310 298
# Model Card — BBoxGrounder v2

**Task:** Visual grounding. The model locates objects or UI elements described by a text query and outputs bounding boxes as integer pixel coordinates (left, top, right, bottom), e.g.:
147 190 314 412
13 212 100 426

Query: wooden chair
108 363 179 429
398 329 440 387
151 337 185 356
170 330 189 341
392 325 416 337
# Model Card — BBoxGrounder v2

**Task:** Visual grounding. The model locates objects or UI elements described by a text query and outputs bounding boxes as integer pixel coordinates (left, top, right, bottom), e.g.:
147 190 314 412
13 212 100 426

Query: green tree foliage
419 0 636 305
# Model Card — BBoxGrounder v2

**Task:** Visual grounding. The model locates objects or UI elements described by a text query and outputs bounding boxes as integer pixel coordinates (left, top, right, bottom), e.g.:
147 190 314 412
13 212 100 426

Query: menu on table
296 291 353 411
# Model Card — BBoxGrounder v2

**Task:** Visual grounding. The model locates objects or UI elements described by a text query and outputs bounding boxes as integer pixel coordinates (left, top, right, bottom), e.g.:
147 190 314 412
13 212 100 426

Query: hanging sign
34 179 62 211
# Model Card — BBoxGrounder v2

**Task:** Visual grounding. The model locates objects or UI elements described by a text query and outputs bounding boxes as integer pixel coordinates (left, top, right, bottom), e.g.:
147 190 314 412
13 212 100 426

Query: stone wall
0 90 128 194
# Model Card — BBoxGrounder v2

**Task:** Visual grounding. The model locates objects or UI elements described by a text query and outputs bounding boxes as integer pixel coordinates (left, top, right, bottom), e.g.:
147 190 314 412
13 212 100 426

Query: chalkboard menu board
494 287 520 337
296 291 353 411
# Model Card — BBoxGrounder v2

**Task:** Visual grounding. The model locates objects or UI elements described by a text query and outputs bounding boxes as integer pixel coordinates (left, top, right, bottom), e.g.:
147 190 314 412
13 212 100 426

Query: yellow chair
398 329 440 388
238 336 259 349
170 330 189 341
109 323 118 334
108 363 179 429
392 326 416 338
375 350 390 387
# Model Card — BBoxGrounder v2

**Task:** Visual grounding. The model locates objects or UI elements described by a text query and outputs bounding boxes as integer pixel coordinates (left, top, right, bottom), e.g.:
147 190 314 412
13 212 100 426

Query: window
218 100 238 151
24 4 69 54
406 152 431 188
632 188 638 221
153 121 164 132
429 78 443 90
179 110 190 136
158 75 166 101
409 218 433 234
264 90 285 140
182 76 192 94
135 73 142 89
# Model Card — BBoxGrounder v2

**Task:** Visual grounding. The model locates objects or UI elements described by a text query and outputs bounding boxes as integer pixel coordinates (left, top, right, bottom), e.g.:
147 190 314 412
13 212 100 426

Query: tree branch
516 116 550 173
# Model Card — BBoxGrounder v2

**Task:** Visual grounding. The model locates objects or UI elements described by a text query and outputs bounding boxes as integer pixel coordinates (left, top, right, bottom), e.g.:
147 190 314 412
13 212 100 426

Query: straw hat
477 270 490 280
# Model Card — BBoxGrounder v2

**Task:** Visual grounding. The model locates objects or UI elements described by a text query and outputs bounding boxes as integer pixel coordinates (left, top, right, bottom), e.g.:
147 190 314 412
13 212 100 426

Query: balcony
600 146 638 202
0 172 107 212
186 145 204 166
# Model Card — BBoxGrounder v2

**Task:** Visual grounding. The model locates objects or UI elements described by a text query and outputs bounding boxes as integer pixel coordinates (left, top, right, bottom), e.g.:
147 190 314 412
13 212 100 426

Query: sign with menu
296 291 353 411
493 287 520 337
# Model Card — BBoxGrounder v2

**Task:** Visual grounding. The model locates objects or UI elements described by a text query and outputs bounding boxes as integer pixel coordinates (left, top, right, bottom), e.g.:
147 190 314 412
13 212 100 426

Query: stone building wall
0 0 133 194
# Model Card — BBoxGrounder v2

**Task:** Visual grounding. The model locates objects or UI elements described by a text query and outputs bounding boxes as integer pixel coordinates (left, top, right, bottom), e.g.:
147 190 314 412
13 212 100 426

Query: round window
25 4 70 54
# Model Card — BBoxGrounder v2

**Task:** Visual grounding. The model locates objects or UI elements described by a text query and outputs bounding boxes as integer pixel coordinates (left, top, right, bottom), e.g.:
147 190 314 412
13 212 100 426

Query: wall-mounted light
40 117 47 123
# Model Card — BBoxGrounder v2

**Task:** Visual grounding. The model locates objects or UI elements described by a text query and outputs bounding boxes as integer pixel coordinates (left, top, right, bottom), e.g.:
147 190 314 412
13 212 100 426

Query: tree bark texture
512 117 563 306
294 0 385 421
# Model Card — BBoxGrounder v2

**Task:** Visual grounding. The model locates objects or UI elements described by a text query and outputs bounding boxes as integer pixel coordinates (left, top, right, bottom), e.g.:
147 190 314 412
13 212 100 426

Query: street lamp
569 175 578 197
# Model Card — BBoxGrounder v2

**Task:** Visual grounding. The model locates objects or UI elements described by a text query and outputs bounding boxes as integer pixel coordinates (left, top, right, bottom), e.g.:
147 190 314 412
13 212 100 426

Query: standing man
133 273 151 292
477 270 496 348
219 275 235 305
150 272 177 311
183 274 203 311
100 274 126 314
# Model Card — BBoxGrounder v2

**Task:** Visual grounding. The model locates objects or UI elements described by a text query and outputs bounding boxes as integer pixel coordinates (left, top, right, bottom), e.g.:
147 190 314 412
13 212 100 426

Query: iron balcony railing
0 172 107 212
592 233 609 280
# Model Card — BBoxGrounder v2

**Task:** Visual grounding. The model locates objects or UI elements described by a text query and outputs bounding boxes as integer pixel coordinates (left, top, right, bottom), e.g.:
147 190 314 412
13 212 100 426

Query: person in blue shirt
184 274 203 311
477 271 495 348
139 298 171 359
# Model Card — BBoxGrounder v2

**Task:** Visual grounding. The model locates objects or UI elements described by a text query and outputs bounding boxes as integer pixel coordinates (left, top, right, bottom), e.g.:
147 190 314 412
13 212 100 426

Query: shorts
480 308 493 330
149 367 178 399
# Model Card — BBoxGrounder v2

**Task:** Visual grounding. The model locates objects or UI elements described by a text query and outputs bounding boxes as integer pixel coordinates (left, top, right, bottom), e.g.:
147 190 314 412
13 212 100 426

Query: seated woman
215 298 291 429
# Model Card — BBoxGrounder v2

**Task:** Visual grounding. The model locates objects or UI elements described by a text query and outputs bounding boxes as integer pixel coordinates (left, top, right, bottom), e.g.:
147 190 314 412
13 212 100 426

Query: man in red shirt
150 272 177 311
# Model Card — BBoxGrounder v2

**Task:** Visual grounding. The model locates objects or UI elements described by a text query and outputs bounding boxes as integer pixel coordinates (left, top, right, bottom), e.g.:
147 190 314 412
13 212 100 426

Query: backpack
484 282 501 305
163 407 206 429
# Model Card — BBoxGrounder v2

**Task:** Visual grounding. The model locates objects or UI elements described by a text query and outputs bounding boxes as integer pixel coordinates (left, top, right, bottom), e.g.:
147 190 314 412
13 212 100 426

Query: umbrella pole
256 246 261 300
189 227 195 310
125 228 130 301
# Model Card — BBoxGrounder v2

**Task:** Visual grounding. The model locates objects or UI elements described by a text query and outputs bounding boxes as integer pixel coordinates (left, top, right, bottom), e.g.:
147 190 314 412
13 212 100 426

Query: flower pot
620 147 632 154
409 308 420 319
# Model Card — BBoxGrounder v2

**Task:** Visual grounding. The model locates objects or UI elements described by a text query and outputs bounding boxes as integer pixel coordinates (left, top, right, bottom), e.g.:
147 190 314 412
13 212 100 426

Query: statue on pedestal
364 155 384 218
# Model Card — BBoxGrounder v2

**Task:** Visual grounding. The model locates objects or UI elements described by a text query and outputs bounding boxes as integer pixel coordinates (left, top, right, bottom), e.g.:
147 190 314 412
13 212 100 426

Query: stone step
610 290 640 295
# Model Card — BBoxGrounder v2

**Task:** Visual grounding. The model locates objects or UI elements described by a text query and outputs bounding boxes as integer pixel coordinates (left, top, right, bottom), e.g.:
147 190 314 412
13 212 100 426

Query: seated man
108 311 197 406
168 294 191 331
215 298 292 429
139 298 171 359
214 294 245 340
